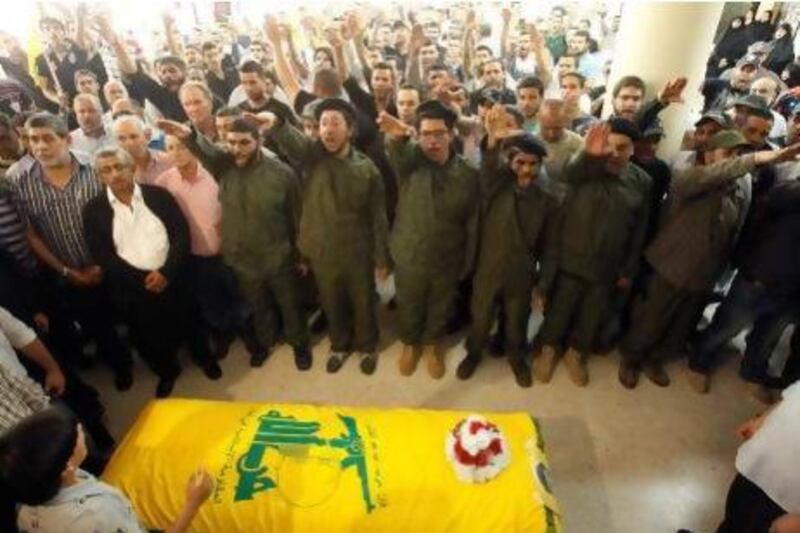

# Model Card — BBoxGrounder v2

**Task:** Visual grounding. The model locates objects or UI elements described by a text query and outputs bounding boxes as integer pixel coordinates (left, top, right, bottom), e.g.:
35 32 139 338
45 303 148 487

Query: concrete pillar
604 2 725 158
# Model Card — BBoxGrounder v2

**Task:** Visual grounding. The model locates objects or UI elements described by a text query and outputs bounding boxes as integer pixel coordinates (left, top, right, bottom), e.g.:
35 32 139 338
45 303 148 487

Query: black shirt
35 41 108 99
124 67 188 122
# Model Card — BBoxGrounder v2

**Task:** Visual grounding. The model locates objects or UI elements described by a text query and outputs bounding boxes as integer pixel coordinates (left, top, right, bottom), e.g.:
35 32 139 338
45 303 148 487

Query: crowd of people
0 1 796 531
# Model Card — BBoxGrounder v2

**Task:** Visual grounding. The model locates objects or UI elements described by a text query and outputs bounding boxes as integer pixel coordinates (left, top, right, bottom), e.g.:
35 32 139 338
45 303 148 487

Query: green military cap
707 129 749 150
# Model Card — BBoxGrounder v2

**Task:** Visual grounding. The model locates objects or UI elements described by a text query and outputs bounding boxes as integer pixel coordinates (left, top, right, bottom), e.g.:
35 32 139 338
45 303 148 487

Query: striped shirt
0 188 37 273
0 364 48 434
10 154 102 268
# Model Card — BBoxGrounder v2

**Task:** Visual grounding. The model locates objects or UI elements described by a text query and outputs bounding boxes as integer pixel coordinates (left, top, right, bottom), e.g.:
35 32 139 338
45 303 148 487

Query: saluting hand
377 111 414 139
584 123 613 158
242 111 278 132
156 119 192 139
658 77 688 105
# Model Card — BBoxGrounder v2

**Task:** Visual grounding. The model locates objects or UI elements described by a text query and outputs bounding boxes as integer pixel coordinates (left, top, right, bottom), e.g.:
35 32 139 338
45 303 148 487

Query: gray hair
25 112 69 137
73 93 103 112
92 146 135 170
112 114 147 135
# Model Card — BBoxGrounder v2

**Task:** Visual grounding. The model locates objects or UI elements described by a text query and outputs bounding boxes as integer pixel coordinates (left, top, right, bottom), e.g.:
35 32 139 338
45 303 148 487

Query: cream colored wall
603 2 725 158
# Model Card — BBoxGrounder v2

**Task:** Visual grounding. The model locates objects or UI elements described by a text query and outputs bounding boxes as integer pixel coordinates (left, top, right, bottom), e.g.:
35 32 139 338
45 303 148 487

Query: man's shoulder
626 162 654 188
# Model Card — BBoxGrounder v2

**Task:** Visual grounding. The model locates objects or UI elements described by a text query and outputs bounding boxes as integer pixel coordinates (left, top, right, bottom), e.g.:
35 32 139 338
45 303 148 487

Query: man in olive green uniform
620 131 800 389
261 98 390 375
534 119 652 387
378 101 480 379
456 110 560 388
157 117 311 369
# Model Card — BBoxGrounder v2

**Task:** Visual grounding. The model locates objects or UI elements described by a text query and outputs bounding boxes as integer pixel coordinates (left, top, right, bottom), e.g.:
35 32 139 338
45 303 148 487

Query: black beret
314 98 356 122
503 133 548 159
608 117 641 142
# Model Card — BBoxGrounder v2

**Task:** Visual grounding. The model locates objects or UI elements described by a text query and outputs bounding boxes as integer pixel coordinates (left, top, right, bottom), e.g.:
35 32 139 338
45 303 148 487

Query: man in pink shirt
155 135 245 359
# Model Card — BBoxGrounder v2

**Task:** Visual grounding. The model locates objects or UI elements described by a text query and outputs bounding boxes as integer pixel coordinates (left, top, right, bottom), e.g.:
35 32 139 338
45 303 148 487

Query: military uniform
183 130 309 352
270 122 390 355
538 152 652 358
622 154 753 371
466 147 559 361
385 136 480 346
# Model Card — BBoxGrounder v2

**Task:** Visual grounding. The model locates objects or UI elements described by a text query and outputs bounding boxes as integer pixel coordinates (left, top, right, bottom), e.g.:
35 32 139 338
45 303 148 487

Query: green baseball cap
707 129 749 150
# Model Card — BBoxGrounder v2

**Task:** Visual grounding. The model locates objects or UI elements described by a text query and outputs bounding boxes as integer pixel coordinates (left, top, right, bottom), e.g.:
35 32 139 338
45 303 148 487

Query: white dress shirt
109 185 169 271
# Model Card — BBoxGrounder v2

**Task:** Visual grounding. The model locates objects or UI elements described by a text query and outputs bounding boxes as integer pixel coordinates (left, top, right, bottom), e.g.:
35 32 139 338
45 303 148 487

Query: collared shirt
0 305 35 377
135 149 173 186
17 469 146 533
0 364 48 434
10 154 101 268
0 188 37 273
154 165 221 257
69 127 115 157
108 185 169 271
4 153 35 183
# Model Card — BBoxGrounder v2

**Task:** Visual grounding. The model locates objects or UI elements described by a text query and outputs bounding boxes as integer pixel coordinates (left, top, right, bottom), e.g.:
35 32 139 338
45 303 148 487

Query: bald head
538 99 567 143
112 115 151 159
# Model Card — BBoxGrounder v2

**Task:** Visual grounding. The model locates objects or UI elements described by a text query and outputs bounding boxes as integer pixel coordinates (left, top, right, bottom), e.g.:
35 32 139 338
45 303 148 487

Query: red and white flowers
446 415 510 483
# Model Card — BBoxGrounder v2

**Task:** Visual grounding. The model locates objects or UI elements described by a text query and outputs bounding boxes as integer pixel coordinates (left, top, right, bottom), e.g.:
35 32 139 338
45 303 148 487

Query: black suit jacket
82 185 190 297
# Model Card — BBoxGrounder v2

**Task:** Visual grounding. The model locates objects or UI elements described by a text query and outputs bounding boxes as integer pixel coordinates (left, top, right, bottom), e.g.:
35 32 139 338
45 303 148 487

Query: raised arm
265 16 302 106
404 24 425 90
93 13 137 75
162 11 184 58
325 27 349 88
377 111 418 182
157 120 232 178
500 7 512 60
284 24 310 83
529 25 553 87
564 123 612 185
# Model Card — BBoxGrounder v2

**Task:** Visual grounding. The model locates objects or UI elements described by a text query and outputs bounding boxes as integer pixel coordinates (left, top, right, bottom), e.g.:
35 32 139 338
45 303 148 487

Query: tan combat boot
398 344 421 376
563 348 589 387
533 345 558 383
424 344 445 379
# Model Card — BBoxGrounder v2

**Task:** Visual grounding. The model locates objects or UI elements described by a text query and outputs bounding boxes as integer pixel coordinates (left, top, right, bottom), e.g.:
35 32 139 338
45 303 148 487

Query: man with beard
258 99 390 375
516 76 545 134
94 13 189 122
456 107 559 387
157 115 311 370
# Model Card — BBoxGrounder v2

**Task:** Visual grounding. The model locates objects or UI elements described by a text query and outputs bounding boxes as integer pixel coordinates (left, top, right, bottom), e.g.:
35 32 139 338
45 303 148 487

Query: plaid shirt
9 154 102 268
0 364 48 434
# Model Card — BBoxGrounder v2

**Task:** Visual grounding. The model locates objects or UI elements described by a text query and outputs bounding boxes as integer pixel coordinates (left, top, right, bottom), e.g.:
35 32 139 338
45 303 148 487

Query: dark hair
25 113 69 138
0 407 78 505
475 44 493 56
503 133 548 158
783 63 800 88
778 22 793 39
608 117 641 141
416 100 457 129
157 55 187 71
201 41 218 53
612 75 646 98
215 105 242 119
312 68 342 96
746 106 774 122
428 63 450 74
313 47 335 65
10 111 33 131
397 84 421 97
560 71 586 88
185 43 201 53
314 98 357 128
504 105 525 128
371 62 396 81
419 39 437 51
239 59 265 78
551 6 567 17
39 17 65 31
573 30 591 41
229 117 262 140
0 113 12 131
559 53 580 67
482 58 505 72
517 76 544 97
73 69 97 84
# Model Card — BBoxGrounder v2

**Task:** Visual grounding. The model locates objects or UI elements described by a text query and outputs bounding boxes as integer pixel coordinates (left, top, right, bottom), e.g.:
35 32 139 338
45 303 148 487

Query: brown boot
643 361 670 387
563 348 589 387
398 344 421 376
618 359 639 389
687 368 710 394
747 382 776 405
424 344 445 379
533 345 558 383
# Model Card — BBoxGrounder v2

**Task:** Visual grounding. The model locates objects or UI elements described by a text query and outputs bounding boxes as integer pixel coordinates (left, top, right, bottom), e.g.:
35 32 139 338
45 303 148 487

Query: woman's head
775 23 793 40
0 407 83 505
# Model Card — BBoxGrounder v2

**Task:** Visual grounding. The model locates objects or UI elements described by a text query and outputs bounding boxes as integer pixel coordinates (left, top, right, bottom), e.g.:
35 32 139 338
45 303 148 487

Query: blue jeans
690 273 798 384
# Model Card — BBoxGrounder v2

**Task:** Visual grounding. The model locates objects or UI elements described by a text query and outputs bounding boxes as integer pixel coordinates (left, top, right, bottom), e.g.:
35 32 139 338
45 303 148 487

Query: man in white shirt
69 94 115 157
83 147 221 398
716 381 800 531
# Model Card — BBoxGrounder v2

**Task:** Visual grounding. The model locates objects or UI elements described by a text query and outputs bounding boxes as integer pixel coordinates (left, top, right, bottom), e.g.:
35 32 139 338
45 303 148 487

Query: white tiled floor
83 315 775 533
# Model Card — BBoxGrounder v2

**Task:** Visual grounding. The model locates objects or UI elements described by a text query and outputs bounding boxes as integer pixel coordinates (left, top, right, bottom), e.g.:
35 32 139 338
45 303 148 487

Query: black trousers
118 283 212 380
717 474 785 533
58 281 133 377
